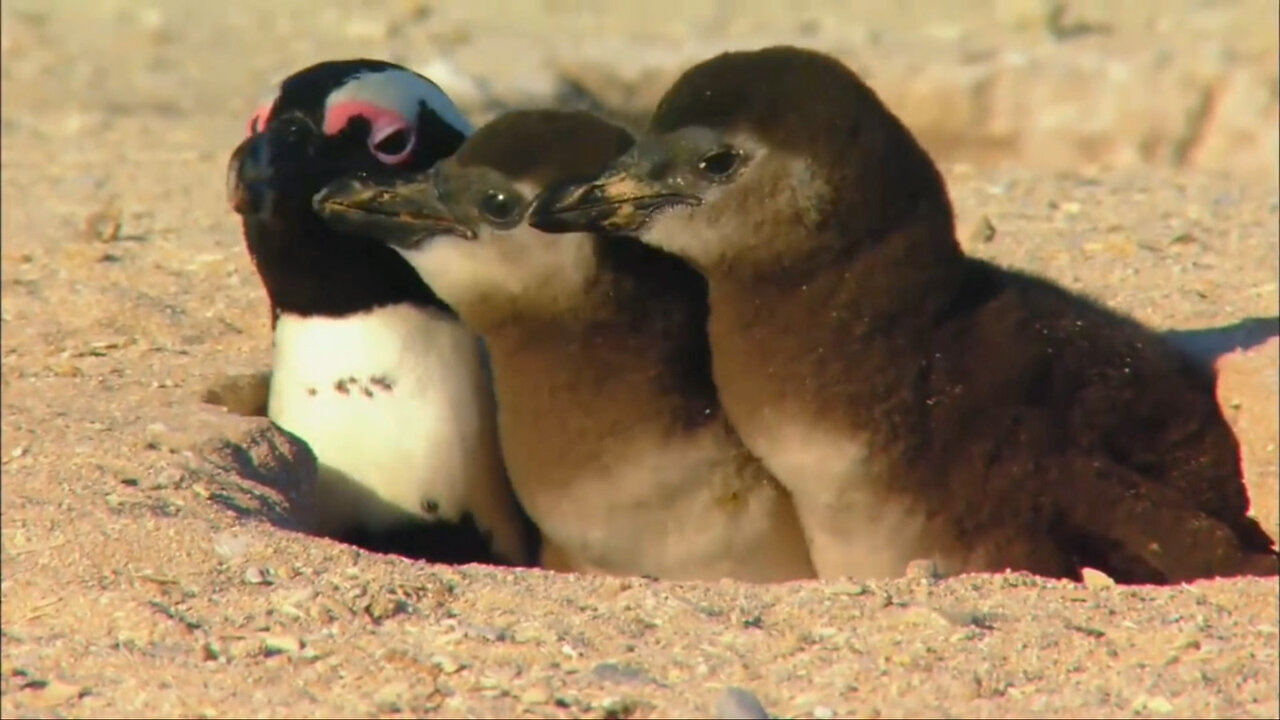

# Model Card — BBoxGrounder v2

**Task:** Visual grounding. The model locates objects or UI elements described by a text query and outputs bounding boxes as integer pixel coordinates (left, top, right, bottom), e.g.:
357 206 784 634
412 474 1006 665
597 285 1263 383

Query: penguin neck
482 234 720 433
710 204 965 335
243 209 451 321
703 214 970 414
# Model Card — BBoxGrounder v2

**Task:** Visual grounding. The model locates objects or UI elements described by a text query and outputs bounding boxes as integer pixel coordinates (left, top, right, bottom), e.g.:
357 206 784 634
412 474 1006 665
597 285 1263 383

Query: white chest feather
523 425 815 583
738 419 932 580
268 304 524 562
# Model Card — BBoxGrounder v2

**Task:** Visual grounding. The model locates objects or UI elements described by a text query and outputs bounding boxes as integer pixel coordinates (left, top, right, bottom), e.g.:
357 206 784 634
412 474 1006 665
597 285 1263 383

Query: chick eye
480 190 520 224
697 148 741 178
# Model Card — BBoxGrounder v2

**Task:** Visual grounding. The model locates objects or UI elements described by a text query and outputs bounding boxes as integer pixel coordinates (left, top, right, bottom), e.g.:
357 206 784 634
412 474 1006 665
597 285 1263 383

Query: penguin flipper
1053 456 1279 584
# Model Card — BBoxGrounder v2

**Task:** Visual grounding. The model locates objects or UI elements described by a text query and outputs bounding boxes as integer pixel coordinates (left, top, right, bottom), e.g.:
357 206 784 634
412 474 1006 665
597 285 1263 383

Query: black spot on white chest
318 373 398 398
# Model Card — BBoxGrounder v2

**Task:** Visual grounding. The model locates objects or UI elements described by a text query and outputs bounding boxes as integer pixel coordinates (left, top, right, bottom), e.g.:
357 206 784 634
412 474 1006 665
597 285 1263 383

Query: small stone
811 627 840 641
520 685 552 704
1065 622 1107 639
715 687 770 719
243 567 274 585
262 634 301 657
201 371 271 418
20 679 86 708
212 533 250 560
510 624 552 644
461 624 507 642
144 422 196 452
373 682 408 713
273 603 305 621
431 654 463 674
83 204 122 243
591 662 653 686
1081 568 1117 589
365 596 412 622
813 706 836 719
149 467 184 490
899 606 951 628
905 558 943 581
825 582 869 596
600 696 639 719
1132 694 1174 715
966 215 997 245
935 608 998 629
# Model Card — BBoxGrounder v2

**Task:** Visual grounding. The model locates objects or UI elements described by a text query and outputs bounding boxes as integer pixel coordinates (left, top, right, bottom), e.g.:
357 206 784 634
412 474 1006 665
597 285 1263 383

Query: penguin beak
227 113 321 219
227 132 276 218
312 174 477 248
529 141 702 234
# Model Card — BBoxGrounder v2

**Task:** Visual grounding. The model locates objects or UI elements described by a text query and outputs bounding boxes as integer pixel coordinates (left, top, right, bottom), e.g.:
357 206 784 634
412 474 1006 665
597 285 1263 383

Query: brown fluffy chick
531 46 1278 584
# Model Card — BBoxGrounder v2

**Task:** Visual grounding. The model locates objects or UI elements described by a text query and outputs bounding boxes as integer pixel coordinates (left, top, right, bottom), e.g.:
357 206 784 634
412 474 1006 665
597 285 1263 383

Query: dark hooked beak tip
528 181 614 233
228 114 322 219
227 132 276 218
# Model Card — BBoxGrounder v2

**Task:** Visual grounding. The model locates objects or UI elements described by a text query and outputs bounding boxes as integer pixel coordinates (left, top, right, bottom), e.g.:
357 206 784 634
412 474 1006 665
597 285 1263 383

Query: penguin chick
313 109 817 583
226 58 532 566
532 46 1278 584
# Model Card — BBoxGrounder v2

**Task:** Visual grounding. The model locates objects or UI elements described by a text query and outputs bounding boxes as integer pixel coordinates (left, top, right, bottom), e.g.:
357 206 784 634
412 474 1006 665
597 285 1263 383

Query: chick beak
312 175 476 248
529 152 701 234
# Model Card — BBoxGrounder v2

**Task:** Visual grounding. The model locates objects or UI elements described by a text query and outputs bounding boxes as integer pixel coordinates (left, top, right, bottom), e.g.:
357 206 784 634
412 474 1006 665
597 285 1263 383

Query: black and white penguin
225 59 532 566
532 46 1279 584
312 109 817 582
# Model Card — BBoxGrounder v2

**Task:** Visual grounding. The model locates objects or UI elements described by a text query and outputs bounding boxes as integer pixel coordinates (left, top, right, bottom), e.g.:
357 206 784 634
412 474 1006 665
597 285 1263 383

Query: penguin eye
373 129 410 156
367 122 417 165
697 148 741 178
479 190 521 225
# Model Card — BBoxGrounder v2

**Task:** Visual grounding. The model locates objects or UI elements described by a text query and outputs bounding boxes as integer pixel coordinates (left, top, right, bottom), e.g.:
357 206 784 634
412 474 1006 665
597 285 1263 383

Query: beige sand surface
2 1 1277 717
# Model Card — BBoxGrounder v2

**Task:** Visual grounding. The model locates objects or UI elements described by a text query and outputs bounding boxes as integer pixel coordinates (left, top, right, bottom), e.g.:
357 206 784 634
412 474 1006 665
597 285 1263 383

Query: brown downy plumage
314 109 817 582
531 46 1278 584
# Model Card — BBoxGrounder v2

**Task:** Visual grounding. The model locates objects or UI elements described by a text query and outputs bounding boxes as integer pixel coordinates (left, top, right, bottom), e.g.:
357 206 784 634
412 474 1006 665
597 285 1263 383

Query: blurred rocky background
4 0 1277 180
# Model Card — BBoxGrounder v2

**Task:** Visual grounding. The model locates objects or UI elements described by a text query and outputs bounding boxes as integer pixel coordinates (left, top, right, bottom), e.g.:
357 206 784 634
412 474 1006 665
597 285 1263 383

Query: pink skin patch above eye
324 100 417 164
246 102 274 136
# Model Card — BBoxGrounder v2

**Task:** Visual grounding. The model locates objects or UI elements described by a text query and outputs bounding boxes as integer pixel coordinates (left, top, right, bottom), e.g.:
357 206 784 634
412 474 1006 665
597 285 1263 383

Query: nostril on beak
646 159 673 182
314 176 391 216
574 183 607 208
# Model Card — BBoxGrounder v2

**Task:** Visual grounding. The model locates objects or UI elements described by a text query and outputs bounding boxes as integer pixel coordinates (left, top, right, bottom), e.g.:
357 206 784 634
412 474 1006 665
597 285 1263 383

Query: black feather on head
454 110 635 190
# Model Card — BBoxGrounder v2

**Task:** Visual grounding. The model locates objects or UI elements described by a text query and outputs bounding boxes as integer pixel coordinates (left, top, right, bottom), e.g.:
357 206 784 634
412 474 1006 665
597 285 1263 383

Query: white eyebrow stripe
325 68 473 137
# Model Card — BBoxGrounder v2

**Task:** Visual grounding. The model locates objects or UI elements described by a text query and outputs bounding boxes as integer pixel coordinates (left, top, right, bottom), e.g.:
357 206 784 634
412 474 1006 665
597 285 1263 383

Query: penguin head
530 46 958 273
228 59 471 222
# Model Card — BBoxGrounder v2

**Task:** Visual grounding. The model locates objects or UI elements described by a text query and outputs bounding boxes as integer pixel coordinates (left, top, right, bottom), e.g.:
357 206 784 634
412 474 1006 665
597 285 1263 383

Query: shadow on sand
1163 316 1280 369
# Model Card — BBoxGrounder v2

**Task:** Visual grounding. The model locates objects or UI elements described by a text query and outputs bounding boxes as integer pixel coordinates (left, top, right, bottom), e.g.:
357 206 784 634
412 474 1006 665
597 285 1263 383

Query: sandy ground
2 1 1278 718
